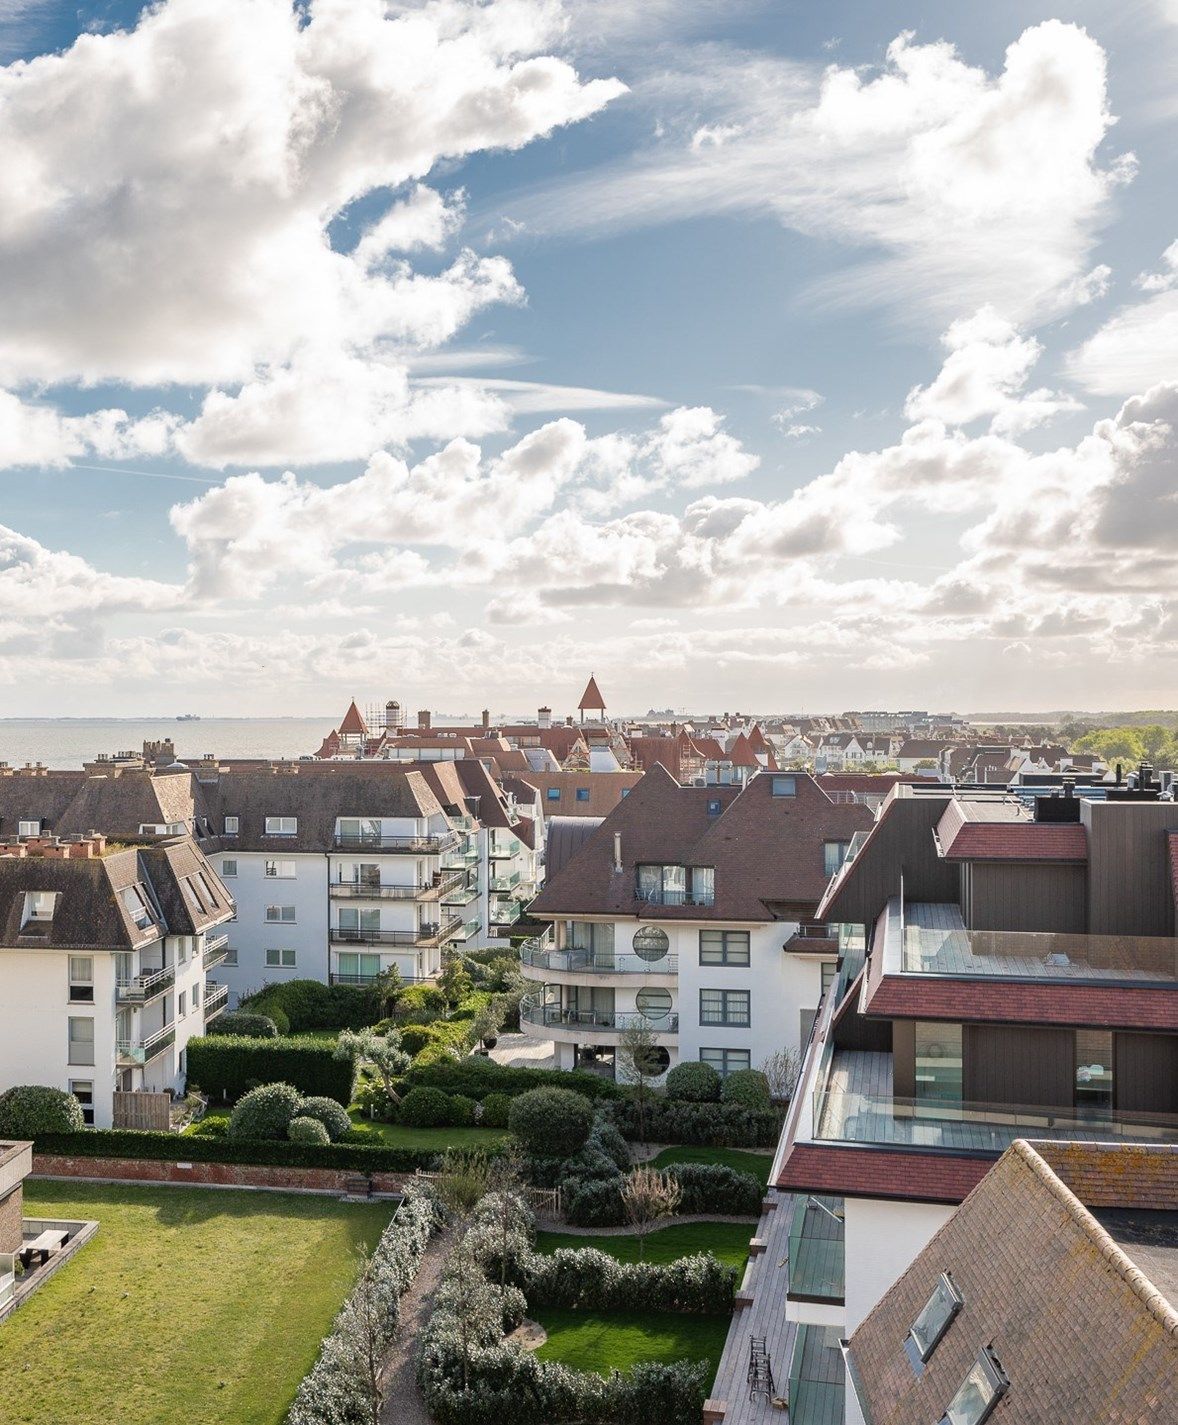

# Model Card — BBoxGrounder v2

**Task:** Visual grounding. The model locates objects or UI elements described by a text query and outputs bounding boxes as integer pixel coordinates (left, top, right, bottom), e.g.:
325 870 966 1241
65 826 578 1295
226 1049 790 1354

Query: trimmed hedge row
400 1057 622 1103
31 1128 463 1174
241 978 382 1033
564 1160 762 1228
186 1035 356 1105
605 1097 782 1148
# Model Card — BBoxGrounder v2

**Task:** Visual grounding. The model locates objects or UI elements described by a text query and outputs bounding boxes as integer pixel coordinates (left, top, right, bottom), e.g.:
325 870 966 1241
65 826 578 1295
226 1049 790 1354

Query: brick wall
32 1155 408 1196
0 1184 22 1252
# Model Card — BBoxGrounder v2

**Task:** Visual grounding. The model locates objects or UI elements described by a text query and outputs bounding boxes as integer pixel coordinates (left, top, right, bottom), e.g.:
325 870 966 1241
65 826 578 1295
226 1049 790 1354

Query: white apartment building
523 767 873 1081
0 834 232 1128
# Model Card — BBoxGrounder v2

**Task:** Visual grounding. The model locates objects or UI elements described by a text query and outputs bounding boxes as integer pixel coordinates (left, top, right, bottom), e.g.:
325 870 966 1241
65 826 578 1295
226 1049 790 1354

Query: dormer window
17 819 41 838
265 816 297 836
224 816 239 835
121 884 154 931
771 776 797 797
22 890 57 925
905 1272 962 1374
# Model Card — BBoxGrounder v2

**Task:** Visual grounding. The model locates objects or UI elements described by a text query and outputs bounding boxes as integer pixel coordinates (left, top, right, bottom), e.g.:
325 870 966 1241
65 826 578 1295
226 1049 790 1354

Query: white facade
842 1196 955 1334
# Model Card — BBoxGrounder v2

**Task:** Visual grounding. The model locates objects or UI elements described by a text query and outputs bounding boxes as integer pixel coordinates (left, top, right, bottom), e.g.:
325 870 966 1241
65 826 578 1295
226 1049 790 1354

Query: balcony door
353 862 381 889
339 908 379 938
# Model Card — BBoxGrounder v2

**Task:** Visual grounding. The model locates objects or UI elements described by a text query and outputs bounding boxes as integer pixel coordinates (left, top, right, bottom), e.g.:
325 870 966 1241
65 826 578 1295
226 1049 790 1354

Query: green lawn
535 1221 753 1271
534 1308 731 1377
345 1109 507 1150
0 1181 395 1425
649 1144 773 1179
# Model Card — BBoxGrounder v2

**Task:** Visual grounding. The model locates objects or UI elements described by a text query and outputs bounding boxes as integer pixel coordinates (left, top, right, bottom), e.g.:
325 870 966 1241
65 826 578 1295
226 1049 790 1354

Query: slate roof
863 974 1178 1031
846 1140 1178 1425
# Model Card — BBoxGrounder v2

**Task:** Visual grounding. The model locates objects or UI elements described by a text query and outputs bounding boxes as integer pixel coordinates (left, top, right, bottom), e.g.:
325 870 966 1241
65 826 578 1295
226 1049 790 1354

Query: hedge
400 1057 621 1103
208 1010 279 1039
31 1128 474 1174
0 1085 84 1137
241 978 382 1033
186 1035 356 1105
605 1097 782 1148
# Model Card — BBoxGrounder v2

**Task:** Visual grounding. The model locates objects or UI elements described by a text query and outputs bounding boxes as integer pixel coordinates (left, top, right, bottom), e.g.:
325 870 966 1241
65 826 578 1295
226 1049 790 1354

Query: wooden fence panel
112 1091 172 1132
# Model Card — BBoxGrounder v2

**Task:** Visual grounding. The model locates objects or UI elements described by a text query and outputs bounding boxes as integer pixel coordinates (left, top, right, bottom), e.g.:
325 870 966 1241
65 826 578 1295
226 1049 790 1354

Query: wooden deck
706 1192 796 1424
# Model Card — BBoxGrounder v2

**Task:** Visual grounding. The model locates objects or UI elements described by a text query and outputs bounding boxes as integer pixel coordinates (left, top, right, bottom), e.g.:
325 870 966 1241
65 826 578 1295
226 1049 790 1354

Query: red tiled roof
940 821 1088 861
728 731 760 769
338 700 367 736
865 974 1178 1031
578 674 606 711
776 1143 991 1203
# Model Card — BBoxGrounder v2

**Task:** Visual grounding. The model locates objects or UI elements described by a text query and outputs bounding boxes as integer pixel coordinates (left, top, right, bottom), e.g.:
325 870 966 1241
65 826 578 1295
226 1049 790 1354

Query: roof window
21 890 58 925
121 884 155 931
905 1272 962 1374
771 775 797 797
940 1347 1008 1425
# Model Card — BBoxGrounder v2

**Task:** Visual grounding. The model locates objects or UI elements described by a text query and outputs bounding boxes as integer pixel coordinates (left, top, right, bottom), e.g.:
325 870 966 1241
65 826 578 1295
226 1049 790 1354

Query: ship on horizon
176 713 201 721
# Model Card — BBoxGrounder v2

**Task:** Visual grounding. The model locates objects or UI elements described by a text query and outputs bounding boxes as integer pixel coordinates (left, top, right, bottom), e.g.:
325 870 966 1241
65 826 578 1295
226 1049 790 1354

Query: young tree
443 1236 501 1393
434 1148 492 1220
759 1046 802 1104
468 996 506 1050
374 963 403 1019
617 1019 661 1146
335 1027 411 1109
621 1165 682 1260
484 1146 529 1296
338 1248 387 1425
438 958 473 1011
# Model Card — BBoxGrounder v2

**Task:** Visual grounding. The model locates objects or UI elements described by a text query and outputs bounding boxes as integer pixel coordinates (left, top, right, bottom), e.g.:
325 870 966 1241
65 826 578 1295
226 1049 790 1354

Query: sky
1 0 1177 718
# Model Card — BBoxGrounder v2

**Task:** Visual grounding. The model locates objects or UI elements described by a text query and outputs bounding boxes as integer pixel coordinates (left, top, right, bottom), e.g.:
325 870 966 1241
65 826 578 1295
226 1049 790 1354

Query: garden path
378 1231 449 1425
487 1032 556 1068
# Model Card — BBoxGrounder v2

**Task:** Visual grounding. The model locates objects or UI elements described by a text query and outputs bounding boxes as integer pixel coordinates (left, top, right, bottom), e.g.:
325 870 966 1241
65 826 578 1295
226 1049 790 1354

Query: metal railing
202 936 229 968
332 832 459 853
115 965 174 1004
521 943 678 975
521 999 678 1034
330 918 464 947
116 1023 176 1065
635 887 715 907
329 869 467 900
203 984 229 1019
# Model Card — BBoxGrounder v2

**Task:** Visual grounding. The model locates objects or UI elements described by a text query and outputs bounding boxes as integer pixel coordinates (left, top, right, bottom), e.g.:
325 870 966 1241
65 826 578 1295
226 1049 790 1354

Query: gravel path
378 1233 449 1425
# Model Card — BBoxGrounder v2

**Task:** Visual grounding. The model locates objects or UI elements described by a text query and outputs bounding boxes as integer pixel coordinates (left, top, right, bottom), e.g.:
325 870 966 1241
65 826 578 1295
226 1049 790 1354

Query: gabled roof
578 674 606 711
338 700 368 736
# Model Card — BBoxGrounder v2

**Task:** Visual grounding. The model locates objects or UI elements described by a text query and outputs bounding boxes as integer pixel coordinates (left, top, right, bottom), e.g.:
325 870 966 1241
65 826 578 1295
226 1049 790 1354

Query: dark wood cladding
961 861 1087 933
821 794 958 925
963 1024 1074 1107
1083 801 1178 936
1114 1032 1178 1112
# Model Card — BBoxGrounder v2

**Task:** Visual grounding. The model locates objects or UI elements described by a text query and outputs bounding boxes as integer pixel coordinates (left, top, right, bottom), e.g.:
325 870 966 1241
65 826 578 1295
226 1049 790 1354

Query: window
265 948 297 968
700 1047 751 1078
823 841 851 876
915 1022 963 1102
339 907 380 935
22 890 58 925
223 816 239 835
337 952 381 981
68 1017 95 1066
265 905 296 923
700 988 750 1027
17 819 41 837
575 787 590 802
223 945 239 966
265 816 298 835
940 1348 1007 1425
221 859 238 878
821 961 838 995
637 863 686 905
707 798 723 816
699 929 750 966
1076 1028 1114 1111
905 1272 962 1373
264 859 297 879
178 990 187 1017
771 775 797 797
69 1080 95 1127
121 884 154 930
68 956 94 1003
546 787 561 802
636 987 672 1021
620 787 631 797
690 866 715 905
193 982 200 1009
632 925 670 962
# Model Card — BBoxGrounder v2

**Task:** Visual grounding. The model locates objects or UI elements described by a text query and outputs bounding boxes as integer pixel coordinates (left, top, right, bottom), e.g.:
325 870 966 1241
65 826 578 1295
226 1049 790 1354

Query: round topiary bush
665 1061 721 1103
242 997 291 1035
295 1095 352 1142
447 1094 476 1127
508 1087 594 1158
398 1086 453 1128
227 1082 302 1140
288 1115 331 1146
720 1068 771 1110
209 1011 278 1039
479 1091 511 1128
0 1084 84 1137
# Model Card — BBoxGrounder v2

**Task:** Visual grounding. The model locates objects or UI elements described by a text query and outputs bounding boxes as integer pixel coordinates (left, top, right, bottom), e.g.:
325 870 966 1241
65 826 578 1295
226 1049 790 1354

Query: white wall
842 1196 955 1333
216 851 328 1000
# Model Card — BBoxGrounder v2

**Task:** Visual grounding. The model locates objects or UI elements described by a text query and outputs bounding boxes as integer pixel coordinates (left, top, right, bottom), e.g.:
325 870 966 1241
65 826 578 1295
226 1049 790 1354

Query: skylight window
905 1272 962 1374
940 1348 1007 1425
21 890 58 925
121 884 154 931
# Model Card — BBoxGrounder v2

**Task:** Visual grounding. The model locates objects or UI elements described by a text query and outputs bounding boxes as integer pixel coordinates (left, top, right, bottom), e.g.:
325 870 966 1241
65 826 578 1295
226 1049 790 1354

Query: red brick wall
0 1184 22 1253
32 1155 408 1196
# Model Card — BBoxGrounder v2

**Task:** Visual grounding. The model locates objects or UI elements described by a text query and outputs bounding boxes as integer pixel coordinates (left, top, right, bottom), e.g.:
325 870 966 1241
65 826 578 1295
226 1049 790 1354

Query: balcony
329 870 467 901
116 1023 176 1066
442 882 479 907
787 1195 844 1306
332 831 459 854
490 838 521 860
489 898 522 928
203 983 229 1021
329 918 464 949
635 887 715 908
520 999 678 1037
785 924 839 954
521 942 678 976
115 965 174 1005
202 934 229 969
452 918 482 943
489 870 521 893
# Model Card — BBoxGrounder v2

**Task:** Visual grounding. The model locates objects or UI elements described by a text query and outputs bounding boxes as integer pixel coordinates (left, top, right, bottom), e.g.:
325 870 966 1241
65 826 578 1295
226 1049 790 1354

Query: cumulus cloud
1066 241 1178 396
0 390 180 468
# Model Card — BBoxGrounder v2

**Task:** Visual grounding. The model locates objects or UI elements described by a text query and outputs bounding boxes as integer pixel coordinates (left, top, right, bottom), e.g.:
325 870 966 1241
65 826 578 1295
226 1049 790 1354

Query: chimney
481 709 490 731
417 709 431 731
538 706 552 730
613 832 623 873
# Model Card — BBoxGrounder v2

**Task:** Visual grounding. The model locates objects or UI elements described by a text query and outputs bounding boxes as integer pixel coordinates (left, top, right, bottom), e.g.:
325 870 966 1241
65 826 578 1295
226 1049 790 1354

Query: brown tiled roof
529 765 871 922
1034 1140 1178 1210
775 1143 990 1202
727 731 760 769
846 1141 1178 1425
864 974 1178 1031
578 675 606 711
518 772 642 819
935 799 1088 861
338 701 368 736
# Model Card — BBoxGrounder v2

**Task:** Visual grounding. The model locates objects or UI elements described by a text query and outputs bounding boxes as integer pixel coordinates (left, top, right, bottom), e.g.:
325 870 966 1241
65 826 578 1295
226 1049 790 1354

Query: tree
486 1147 529 1296
442 1236 501 1393
438 958 473 1010
469 996 506 1049
760 1046 802 1104
337 1248 387 1425
620 1166 682 1260
434 1148 492 1220
618 1020 663 1145
335 1027 411 1108
374 963 403 1019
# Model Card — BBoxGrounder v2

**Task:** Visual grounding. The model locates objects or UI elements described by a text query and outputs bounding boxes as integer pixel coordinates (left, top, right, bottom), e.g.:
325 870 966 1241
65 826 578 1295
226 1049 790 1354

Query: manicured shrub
605 1097 782 1148
508 1087 594 1158
188 1115 229 1137
296 1095 352 1142
400 1056 621 1103
399 1086 453 1129
186 1035 356 1105
451 990 494 1022
665 1061 721 1103
207 1010 278 1039
720 1068 771 1110
228 1082 301 1140
241 978 382 1033
564 1175 625 1227
0 1085 84 1137
479 1092 511 1128
394 983 446 1023
288 1115 331 1146
669 1162 762 1216
447 1094 476 1127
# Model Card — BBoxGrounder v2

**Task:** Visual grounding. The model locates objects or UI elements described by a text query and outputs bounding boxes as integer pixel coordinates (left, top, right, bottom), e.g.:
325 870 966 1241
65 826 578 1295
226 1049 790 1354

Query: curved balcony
520 998 678 1045
520 942 678 986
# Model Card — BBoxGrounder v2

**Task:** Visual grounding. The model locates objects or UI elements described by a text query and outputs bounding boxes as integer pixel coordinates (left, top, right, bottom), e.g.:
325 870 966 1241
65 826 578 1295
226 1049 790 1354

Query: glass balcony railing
333 831 459 853
203 983 229 1020
787 1195 845 1304
489 899 522 927
521 1000 679 1034
489 870 521 892
115 965 174 1004
116 1023 176 1065
521 943 678 975
202 935 229 968
330 918 464 948
329 870 467 900
490 838 522 859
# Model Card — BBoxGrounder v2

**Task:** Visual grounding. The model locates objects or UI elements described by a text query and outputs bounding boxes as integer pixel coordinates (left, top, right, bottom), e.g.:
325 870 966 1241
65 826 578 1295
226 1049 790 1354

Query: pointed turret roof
578 674 606 712
746 723 771 755
315 730 341 758
339 700 368 737
728 731 760 769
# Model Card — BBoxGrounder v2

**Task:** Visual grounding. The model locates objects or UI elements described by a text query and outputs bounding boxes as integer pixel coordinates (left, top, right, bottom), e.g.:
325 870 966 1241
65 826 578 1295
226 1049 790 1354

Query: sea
0 718 335 771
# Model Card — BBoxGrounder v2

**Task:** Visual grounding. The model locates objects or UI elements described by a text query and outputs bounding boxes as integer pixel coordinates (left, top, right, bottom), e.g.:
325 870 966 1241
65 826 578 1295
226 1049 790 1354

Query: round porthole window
636 1045 671 1076
636 986 672 1021
632 924 669 961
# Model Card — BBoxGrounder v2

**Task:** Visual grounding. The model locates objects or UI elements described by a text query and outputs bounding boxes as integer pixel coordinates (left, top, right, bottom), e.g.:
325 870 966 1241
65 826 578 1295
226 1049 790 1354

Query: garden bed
647 1146 773 1179
533 1307 731 1377
534 1221 753 1271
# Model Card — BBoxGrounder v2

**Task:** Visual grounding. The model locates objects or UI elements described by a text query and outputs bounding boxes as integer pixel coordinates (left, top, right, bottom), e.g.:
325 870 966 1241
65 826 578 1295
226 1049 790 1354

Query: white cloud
410 375 666 414
0 523 182 617
352 185 466 266
502 22 1131 326
0 389 180 468
1066 241 1178 396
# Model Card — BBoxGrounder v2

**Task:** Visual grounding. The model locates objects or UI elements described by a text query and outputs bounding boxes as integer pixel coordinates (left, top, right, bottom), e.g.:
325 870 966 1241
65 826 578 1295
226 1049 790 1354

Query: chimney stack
613 832 623 873
538 706 551 729
417 709 431 731
481 708 491 731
